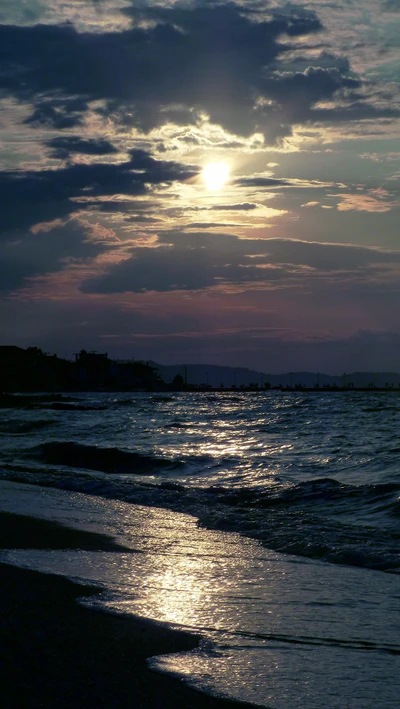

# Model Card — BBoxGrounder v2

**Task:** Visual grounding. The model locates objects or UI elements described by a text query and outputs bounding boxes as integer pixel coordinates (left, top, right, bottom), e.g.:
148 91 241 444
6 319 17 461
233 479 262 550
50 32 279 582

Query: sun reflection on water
2 483 400 709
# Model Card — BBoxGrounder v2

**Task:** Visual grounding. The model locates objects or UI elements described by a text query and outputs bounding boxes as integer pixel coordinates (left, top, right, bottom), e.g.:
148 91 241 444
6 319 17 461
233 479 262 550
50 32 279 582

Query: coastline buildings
0 347 162 392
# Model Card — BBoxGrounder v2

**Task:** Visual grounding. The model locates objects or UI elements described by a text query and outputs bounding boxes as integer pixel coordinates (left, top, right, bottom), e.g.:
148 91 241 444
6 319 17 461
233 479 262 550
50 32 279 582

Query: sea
0 390 399 709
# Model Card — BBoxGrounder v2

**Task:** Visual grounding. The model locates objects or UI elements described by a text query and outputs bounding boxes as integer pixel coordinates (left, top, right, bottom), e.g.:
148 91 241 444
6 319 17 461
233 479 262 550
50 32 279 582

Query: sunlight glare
202 161 230 191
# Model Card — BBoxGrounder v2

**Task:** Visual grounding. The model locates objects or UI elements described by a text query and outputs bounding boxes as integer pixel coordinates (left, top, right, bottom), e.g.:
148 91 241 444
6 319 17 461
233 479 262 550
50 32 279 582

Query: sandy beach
0 512 260 709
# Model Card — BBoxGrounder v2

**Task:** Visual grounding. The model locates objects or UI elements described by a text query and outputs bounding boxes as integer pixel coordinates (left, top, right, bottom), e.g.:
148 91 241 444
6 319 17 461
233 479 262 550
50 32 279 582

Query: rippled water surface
1 391 400 707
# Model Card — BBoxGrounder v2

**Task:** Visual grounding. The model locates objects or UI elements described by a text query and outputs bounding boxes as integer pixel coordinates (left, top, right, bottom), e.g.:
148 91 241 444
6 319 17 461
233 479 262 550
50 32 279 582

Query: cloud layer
0 2 388 142
1 0 400 371
82 233 400 294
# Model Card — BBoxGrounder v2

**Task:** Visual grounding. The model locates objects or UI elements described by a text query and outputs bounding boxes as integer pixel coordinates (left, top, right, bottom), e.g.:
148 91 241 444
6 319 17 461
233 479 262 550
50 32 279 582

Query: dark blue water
1 391 399 572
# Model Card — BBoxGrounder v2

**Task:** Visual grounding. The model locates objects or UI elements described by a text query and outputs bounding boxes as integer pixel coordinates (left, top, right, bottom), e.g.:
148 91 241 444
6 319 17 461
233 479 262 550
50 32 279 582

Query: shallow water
0 392 400 707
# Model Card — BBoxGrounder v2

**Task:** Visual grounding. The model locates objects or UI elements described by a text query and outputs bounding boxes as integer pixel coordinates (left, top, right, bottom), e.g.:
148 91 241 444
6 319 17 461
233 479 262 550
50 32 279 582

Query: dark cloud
210 202 259 211
234 177 291 187
81 233 400 294
81 232 280 294
186 221 248 228
254 66 361 132
162 232 400 271
24 97 88 129
126 215 162 224
0 219 106 292
280 50 352 75
307 103 400 124
0 149 198 234
46 136 118 160
0 3 373 141
93 200 157 214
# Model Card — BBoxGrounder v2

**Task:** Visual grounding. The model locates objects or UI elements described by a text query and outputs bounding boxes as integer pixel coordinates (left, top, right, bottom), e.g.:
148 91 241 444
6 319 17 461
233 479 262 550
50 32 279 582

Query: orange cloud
334 194 399 212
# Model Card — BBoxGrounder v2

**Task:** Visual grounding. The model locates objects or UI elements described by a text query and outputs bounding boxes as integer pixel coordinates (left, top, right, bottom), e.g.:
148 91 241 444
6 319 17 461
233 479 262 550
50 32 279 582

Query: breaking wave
28 441 182 475
1 460 400 573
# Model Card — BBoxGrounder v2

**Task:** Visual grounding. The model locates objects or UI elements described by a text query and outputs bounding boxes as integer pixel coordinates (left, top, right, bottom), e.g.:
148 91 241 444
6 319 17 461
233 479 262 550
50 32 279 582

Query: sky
1 0 400 373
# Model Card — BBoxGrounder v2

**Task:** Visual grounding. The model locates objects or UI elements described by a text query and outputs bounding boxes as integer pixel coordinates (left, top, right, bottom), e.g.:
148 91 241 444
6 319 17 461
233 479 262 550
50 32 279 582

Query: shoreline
0 512 262 709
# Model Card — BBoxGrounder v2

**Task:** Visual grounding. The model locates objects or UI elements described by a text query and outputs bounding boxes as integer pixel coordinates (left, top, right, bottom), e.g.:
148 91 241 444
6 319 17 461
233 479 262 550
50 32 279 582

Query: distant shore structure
1 346 400 392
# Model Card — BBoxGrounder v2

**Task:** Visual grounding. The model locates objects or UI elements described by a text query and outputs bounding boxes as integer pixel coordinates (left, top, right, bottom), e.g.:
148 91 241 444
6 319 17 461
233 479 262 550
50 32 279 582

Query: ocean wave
47 402 108 411
1 466 399 572
197 504 400 573
28 441 182 475
0 419 57 434
200 477 400 511
111 398 136 407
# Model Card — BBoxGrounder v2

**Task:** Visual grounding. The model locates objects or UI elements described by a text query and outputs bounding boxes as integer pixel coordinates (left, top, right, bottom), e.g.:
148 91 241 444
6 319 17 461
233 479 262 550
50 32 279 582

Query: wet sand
0 512 261 709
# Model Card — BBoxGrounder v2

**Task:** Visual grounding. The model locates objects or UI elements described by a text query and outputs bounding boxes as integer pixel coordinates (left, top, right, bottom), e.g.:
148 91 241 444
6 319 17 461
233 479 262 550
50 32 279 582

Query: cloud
0 218 109 292
0 149 198 233
1 0 400 373
209 202 259 211
234 175 338 190
0 2 382 143
335 193 400 212
24 96 88 129
235 176 291 187
81 233 400 294
46 136 118 160
185 221 252 229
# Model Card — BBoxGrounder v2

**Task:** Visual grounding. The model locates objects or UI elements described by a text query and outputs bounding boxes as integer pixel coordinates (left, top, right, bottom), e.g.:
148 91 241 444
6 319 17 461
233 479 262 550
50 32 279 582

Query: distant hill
151 362 400 389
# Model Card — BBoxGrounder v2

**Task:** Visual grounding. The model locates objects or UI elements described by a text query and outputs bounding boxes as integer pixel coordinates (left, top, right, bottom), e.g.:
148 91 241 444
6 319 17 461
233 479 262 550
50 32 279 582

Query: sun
202 161 230 191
